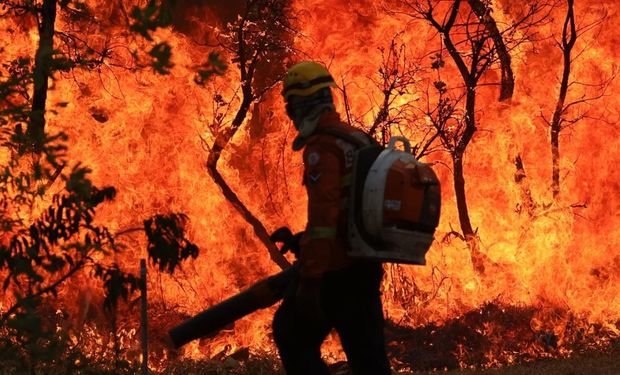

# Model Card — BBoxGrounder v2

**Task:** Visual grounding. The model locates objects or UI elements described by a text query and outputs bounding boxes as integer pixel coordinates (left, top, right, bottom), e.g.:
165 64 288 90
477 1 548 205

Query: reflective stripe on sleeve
307 226 338 239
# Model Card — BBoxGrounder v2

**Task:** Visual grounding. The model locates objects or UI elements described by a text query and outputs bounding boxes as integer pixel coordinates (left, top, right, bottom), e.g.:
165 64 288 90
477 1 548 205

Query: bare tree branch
205 0 296 269
547 0 613 200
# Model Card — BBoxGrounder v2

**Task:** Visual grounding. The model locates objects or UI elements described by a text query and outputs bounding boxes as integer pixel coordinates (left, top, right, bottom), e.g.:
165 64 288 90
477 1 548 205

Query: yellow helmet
282 61 337 101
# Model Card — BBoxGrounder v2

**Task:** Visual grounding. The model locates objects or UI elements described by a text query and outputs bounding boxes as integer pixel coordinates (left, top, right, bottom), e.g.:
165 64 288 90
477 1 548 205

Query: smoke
167 0 246 40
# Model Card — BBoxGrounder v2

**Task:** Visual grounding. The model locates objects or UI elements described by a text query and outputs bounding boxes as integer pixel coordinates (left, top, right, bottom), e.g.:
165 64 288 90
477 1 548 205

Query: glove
269 227 304 257
295 277 325 322
287 231 304 257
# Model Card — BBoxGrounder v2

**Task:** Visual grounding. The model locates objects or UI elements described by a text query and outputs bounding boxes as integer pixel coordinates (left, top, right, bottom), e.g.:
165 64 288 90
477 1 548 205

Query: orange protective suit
298 111 369 278
273 110 391 375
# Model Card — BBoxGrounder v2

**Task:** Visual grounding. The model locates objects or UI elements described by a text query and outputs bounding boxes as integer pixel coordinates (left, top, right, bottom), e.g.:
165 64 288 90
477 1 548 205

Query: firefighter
272 61 391 375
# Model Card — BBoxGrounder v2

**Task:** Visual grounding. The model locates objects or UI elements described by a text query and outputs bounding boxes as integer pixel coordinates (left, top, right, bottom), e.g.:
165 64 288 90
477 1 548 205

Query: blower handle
387 136 412 154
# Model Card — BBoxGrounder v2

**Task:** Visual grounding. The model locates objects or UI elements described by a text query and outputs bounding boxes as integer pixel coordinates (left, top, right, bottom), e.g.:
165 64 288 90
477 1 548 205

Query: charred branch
467 0 514 101
532 201 587 220
428 1 472 85
404 1 483 239
205 0 294 269
547 0 613 200
412 123 443 160
549 0 575 200
368 36 422 145
205 161 290 270
417 80 465 158
55 32 116 71
400 0 553 243
0 0 37 16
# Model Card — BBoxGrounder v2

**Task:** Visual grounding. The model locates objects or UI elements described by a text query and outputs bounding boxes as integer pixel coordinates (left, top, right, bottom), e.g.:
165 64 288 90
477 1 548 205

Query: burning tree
394 0 554 270
543 0 615 200
340 34 424 148
203 0 296 269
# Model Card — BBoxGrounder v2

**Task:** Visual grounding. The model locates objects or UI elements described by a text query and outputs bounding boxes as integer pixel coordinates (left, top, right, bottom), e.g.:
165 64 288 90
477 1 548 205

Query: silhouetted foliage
195 52 228 86
0 0 203 371
0 117 124 369
130 0 175 74
144 213 199 274
129 0 175 40
129 0 227 79
93 264 140 312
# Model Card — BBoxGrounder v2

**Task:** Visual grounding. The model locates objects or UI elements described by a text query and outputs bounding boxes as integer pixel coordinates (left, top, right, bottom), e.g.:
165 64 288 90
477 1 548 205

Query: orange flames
1 0 619 369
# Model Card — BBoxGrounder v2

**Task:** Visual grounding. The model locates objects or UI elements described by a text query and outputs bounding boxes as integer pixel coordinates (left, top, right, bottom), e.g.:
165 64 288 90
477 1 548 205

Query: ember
0 0 618 373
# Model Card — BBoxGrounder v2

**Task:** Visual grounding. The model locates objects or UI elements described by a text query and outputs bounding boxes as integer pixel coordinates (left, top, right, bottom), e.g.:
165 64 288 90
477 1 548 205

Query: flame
1 0 619 369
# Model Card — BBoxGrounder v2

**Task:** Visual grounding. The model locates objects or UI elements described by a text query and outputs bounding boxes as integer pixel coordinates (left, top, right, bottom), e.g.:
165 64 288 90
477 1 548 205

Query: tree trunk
439 11 481 267
550 52 570 200
456 85 490 274
453 85 478 238
453 153 474 238
550 122 561 199
550 0 576 200
28 0 57 152
439 12 478 240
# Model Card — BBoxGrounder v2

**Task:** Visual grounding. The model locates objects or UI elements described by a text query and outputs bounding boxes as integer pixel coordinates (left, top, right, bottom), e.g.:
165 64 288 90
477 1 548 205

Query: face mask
291 103 334 151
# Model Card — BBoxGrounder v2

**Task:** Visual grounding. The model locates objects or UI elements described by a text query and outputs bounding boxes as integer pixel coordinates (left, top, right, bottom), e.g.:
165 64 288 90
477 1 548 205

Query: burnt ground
1 340 618 374
411 347 620 375
158 302 620 375
158 346 620 375
1 302 618 374
382 302 619 372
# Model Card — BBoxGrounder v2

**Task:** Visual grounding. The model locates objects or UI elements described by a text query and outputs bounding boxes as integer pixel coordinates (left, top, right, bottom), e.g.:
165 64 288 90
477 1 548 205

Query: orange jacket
299 111 370 278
